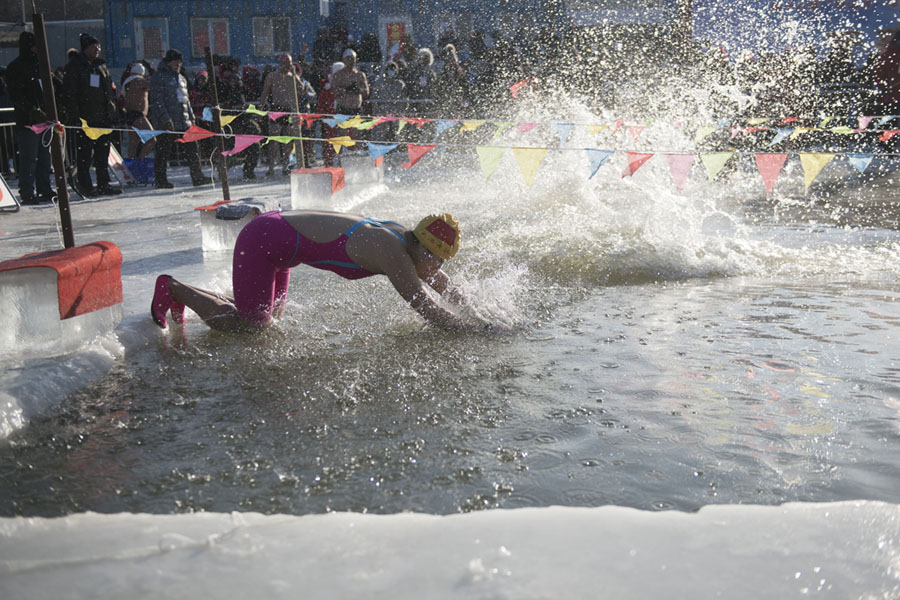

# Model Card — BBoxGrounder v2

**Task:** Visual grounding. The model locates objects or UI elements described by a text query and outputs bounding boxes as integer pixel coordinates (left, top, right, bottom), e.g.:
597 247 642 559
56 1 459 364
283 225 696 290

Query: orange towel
0 241 123 319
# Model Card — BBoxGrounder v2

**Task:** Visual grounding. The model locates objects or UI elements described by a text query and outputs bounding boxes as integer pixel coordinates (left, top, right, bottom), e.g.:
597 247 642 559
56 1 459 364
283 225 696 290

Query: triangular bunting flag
220 114 238 126
222 134 265 156
517 122 539 133
328 136 356 154
367 143 399 161
26 121 53 134
876 116 896 128
856 116 873 131
268 111 290 121
134 128 166 144
202 107 214 122
322 118 338 128
626 125 645 147
798 153 835 193
621 152 654 178
177 125 216 143
553 122 574 144
665 153 695 194
404 117 429 128
80 118 113 140
829 126 854 135
584 124 608 135
700 152 733 182
338 115 365 129
509 79 527 97
435 119 459 137
460 120 485 132
301 114 325 127
789 127 814 140
879 130 900 142
512 147 548 187
475 146 506 182
694 125 718 144
755 153 788 196
334 114 354 124
766 128 793 147
585 149 614 179
492 122 514 141
747 118 770 126
402 144 436 168
245 104 267 116
845 153 874 174
266 135 301 145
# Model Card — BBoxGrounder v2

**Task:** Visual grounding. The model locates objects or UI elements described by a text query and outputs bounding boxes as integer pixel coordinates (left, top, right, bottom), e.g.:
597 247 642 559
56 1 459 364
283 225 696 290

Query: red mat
0 241 123 320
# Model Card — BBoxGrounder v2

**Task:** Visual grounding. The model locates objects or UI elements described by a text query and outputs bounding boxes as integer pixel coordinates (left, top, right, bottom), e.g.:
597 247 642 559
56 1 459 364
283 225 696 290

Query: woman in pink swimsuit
150 210 492 332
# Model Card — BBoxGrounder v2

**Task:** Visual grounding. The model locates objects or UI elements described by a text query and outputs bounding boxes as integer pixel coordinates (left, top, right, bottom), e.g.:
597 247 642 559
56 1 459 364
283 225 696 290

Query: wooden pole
204 47 230 201
290 63 306 169
32 12 75 248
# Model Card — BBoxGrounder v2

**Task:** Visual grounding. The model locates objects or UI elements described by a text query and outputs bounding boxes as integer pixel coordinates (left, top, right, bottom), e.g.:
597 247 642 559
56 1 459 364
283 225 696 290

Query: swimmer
150 210 498 333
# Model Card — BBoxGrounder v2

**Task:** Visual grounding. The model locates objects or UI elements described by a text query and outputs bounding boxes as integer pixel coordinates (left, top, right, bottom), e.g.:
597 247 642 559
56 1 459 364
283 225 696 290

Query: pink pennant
626 125 645 146
402 144 436 168
621 152 654 178
879 130 900 142
755 153 788 196
222 135 265 156
26 122 52 134
665 154 695 193
177 125 216 143
517 122 538 133
611 119 625 136
855 116 873 132
268 112 289 121
777 117 800 126
301 114 324 127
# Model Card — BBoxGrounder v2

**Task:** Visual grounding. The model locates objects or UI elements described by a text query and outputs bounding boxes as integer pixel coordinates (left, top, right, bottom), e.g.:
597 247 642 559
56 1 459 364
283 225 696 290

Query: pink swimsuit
232 211 405 323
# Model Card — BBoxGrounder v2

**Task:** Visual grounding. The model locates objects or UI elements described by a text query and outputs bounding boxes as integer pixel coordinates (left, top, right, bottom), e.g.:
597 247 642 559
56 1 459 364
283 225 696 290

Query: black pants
75 130 112 190
154 131 205 184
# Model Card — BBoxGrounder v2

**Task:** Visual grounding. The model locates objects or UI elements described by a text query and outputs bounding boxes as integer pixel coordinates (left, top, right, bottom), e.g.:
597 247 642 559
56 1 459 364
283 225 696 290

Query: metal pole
204 47 230 201
33 11 75 248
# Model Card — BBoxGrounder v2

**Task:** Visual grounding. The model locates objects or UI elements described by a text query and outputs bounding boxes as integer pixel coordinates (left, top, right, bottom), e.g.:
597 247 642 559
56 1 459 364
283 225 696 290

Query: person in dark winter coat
5 31 55 204
63 33 121 196
148 49 211 188
216 58 261 180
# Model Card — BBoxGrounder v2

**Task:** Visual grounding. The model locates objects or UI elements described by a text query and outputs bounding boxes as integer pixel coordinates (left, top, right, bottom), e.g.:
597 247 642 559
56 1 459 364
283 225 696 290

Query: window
320 0 331 18
252 16 292 57
190 18 230 58
135 18 169 60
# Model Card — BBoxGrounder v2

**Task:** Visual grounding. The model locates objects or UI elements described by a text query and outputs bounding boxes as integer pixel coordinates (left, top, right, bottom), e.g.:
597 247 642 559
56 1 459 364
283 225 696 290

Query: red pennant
177 125 216 143
301 114 325 128
879 130 900 142
402 144 436 168
403 117 430 129
621 152 654 178
755 153 788 196
509 79 528 98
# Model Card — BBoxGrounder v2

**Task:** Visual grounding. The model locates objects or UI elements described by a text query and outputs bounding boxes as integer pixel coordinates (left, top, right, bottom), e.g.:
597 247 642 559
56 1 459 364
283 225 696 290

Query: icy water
1 150 899 518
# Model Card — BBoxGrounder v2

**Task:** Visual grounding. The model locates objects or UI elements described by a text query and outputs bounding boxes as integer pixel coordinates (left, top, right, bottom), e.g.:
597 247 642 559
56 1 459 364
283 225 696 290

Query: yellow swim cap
413 213 461 260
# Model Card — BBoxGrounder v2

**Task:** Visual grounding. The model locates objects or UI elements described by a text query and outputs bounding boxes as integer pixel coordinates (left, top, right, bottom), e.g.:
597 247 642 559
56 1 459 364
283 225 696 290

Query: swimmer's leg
169 278 266 332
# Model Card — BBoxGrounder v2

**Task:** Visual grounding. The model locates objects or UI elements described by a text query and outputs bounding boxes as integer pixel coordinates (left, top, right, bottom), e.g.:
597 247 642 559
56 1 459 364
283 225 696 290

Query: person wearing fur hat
62 33 121 196
149 210 503 333
5 31 56 204
148 49 211 188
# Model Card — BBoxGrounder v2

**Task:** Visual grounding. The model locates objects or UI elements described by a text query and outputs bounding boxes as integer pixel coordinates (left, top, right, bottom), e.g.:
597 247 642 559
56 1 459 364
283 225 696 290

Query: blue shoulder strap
344 217 407 244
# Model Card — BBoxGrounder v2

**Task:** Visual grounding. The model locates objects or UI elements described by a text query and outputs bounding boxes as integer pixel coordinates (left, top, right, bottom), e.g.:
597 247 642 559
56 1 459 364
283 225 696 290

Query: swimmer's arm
385 263 473 330
426 269 467 306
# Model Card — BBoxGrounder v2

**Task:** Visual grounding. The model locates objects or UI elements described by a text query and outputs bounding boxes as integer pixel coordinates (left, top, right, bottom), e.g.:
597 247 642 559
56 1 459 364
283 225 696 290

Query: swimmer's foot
170 300 186 325
151 274 175 328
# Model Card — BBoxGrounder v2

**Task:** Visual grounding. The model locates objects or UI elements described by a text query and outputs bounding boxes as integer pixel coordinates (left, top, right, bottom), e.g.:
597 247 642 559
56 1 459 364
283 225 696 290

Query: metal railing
0 108 18 181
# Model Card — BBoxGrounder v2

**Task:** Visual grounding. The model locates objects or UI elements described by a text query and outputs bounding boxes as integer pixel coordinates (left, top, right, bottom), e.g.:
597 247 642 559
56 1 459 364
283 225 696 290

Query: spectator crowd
2 23 899 202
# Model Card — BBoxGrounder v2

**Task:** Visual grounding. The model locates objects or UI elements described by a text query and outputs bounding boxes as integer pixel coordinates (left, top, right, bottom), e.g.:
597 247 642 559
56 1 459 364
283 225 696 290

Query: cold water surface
1 155 899 517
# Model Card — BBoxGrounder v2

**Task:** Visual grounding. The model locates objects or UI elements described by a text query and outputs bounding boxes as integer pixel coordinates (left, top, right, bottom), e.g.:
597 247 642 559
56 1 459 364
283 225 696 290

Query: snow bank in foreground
2 502 898 599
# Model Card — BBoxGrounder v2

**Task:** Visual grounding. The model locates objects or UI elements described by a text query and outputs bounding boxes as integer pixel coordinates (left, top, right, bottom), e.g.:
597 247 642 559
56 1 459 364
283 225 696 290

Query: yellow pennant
328 136 355 154
789 127 815 140
338 115 365 129
475 146 506 183
461 120 485 132
829 126 854 135
799 153 835 193
80 118 113 140
512 147 548 187
397 120 408 134
220 115 238 126
747 118 770 126
584 124 609 135
245 104 267 116
700 152 733 182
